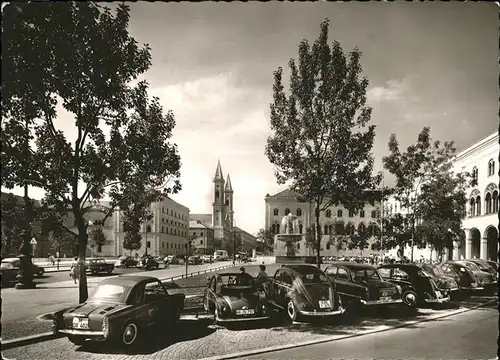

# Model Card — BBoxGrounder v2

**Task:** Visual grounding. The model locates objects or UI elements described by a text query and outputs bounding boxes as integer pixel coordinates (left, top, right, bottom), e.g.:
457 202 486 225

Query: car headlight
102 316 109 338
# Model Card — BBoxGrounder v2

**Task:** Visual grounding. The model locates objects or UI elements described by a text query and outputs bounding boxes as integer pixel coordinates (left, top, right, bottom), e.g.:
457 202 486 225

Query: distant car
114 256 138 268
203 272 270 323
85 258 114 275
378 264 451 307
468 259 498 281
0 257 45 285
420 263 461 296
53 276 185 347
324 263 403 312
265 264 345 322
137 255 160 270
201 255 213 263
164 255 179 265
188 255 202 265
437 261 496 294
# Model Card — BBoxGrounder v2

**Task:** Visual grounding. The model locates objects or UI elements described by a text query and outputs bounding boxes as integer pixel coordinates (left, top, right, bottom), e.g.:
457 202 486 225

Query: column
465 230 472 260
480 237 488 260
452 241 459 260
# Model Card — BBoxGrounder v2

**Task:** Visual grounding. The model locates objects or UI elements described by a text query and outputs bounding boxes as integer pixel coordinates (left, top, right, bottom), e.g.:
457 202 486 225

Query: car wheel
286 299 299 322
402 290 418 307
121 321 139 347
67 335 86 346
37 269 45 278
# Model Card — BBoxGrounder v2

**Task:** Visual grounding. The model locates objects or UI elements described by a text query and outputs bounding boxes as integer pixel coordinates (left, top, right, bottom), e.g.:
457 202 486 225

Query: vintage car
455 260 497 294
437 261 496 294
203 272 270 323
136 255 160 270
325 263 403 311
85 258 114 275
1 257 45 280
378 264 451 307
468 259 498 280
114 255 138 268
265 264 345 322
420 263 461 295
53 276 185 347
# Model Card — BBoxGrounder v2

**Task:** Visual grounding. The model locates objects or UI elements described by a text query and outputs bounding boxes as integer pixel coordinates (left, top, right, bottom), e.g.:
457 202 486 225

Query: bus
213 250 229 261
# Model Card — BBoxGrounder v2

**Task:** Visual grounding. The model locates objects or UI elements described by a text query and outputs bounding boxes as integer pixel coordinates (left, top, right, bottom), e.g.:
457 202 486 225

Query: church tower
212 160 225 241
224 174 234 235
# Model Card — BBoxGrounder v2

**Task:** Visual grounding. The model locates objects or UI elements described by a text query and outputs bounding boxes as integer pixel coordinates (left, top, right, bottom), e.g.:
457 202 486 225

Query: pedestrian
70 257 79 284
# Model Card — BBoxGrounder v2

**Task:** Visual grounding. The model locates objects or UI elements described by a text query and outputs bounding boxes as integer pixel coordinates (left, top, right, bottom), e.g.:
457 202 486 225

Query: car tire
402 290 418 307
286 299 299 322
121 321 139 347
67 335 86 346
37 268 45 278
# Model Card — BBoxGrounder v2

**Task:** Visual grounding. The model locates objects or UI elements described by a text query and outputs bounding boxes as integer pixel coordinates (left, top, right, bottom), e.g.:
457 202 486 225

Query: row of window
160 217 187 228
270 222 379 235
190 231 213 238
472 159 496 181
469 191 499 217
160 242 187 249
273 208 380 218
161 206 187 220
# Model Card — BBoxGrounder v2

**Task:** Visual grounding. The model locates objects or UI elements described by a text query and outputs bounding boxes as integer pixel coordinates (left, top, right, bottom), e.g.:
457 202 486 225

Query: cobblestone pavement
2 296 496 360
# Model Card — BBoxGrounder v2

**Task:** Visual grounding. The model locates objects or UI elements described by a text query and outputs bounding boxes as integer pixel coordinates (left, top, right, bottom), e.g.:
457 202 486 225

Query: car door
335 266 354 298
127 283 154 327
266 269 281 302
205 276 217 309
143 281 165 325
279 271 294 307
325 266 338 285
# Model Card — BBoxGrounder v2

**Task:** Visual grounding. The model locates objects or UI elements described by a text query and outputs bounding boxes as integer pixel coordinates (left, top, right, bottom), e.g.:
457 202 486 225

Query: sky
4 2 498 236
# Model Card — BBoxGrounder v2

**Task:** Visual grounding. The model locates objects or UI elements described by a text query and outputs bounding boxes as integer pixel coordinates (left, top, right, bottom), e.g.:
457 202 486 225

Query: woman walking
70 257 80 284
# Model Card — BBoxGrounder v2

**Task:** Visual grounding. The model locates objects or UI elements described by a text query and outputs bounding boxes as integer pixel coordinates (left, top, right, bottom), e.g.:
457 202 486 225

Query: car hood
433 275 458 289
473 271 495 284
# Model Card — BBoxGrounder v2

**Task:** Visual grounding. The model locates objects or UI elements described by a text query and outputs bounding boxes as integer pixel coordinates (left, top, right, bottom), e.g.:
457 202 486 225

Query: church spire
213 159 224 181
225 174 233 192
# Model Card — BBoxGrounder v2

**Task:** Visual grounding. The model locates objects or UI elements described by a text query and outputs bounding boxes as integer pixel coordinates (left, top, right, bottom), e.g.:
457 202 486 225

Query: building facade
190 160 235 252
264 189 382 258
234 226 258 254
189 220 215 255
384 131 499 262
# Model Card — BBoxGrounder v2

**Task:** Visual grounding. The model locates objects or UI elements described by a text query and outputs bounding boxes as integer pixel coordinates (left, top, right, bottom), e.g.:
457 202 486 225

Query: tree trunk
78 230 89 303
315 205 321 268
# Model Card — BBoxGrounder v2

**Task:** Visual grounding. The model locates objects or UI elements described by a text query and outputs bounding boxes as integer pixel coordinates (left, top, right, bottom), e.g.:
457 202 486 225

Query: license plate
72 317 89 329
435 290 442 298
236 309 255 315
318 300 331 309
378 296 392 303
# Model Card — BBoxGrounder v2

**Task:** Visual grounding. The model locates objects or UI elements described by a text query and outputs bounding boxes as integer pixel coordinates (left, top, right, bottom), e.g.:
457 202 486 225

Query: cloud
367 78 411 103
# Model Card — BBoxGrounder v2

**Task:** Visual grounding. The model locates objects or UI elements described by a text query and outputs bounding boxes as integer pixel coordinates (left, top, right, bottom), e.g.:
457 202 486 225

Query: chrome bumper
361 299 403 306
425 296 451 303
59 329 105 337
216 315 270 322
299 307 345 316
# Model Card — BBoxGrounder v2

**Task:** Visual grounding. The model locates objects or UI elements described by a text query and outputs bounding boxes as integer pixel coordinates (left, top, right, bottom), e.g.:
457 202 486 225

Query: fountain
274 213 315 264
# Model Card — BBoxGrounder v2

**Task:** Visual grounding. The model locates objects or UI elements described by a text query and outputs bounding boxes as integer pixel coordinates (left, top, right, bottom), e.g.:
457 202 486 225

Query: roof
225 174 233 192
329 262 378 270
189 220 213 229
379 263 422 270
190 214 213 227
283 264 323 273
214 160 224 181
102 276 158 286
265 188 384 203
266 189 303 199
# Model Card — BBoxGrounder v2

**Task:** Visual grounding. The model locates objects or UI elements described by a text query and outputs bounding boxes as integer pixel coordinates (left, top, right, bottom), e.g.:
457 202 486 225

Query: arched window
162 226 164 233
326 209 332 218
485 193 492 214
326 243 331 250
200 239 203 245
335 221 344 234
472 167 478 183
337 210 343 217
371 210 377 218
360 210 365 218
358 223 366 234
328 224 333 234
476 196 481 216
273 208 279 216
296 208 302 217
285 208 290 215
469 198 476 217
146 225 151 232
215 190 220 200
493 191 499 213
299 223 303 234
488 159 495 177
324 225 329 235
162 207 165 213
297 242 300 250
348 210 354 217
225 199 229 206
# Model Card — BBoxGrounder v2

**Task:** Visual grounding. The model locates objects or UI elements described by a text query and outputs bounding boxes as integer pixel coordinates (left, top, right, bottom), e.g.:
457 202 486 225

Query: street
239 300 498 360
2 295 496 360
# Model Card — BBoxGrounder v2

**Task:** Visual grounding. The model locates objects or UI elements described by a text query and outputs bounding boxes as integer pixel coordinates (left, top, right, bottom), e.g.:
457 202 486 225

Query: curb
198 299 497 360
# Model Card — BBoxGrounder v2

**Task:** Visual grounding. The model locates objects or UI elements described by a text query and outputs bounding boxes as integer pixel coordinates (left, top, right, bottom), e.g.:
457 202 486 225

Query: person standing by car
256 264 269 291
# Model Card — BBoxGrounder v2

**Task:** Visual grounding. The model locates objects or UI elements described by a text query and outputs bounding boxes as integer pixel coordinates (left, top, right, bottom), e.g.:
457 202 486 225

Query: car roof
328 262 377 270
280 264 322 273
100 276 158 287
214 272 250 277
1 258 19 262
379 263 421 269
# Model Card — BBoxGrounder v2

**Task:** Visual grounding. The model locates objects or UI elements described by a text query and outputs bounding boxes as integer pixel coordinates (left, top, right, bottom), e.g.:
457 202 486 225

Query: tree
1 194 26 255
328 233 348 258
123 232 142 256
383 127 473 261
89 226 107 255
265 19 381 267
348 223 370 256
2 3 181 302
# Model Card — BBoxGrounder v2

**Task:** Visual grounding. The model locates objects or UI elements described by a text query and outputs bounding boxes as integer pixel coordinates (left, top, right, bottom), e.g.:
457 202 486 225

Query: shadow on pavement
75 319 216 355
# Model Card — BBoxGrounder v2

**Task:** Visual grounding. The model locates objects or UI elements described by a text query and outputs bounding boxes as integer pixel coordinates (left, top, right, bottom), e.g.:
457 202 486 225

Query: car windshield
90 284 128 303
422 264 443 277
217 274 255 288
352 269 382 281
473 262 492 272
299 270 329 284
460 262 481 271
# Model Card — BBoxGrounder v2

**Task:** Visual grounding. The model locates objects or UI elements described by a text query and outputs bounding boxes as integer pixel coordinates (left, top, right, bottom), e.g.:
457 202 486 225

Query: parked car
468 259 498 280
420 263 461 296
137 255 160 270
378 264 451 307
85 258 114 275
1 257 45 287
201 255 213 263
114 256 138 268
437 261 495 294
164 255 179 265
265 264 345 322
203 272 270 323
324 263 403 312
455 260 497 294
188 255 202 265
53 276 185 347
